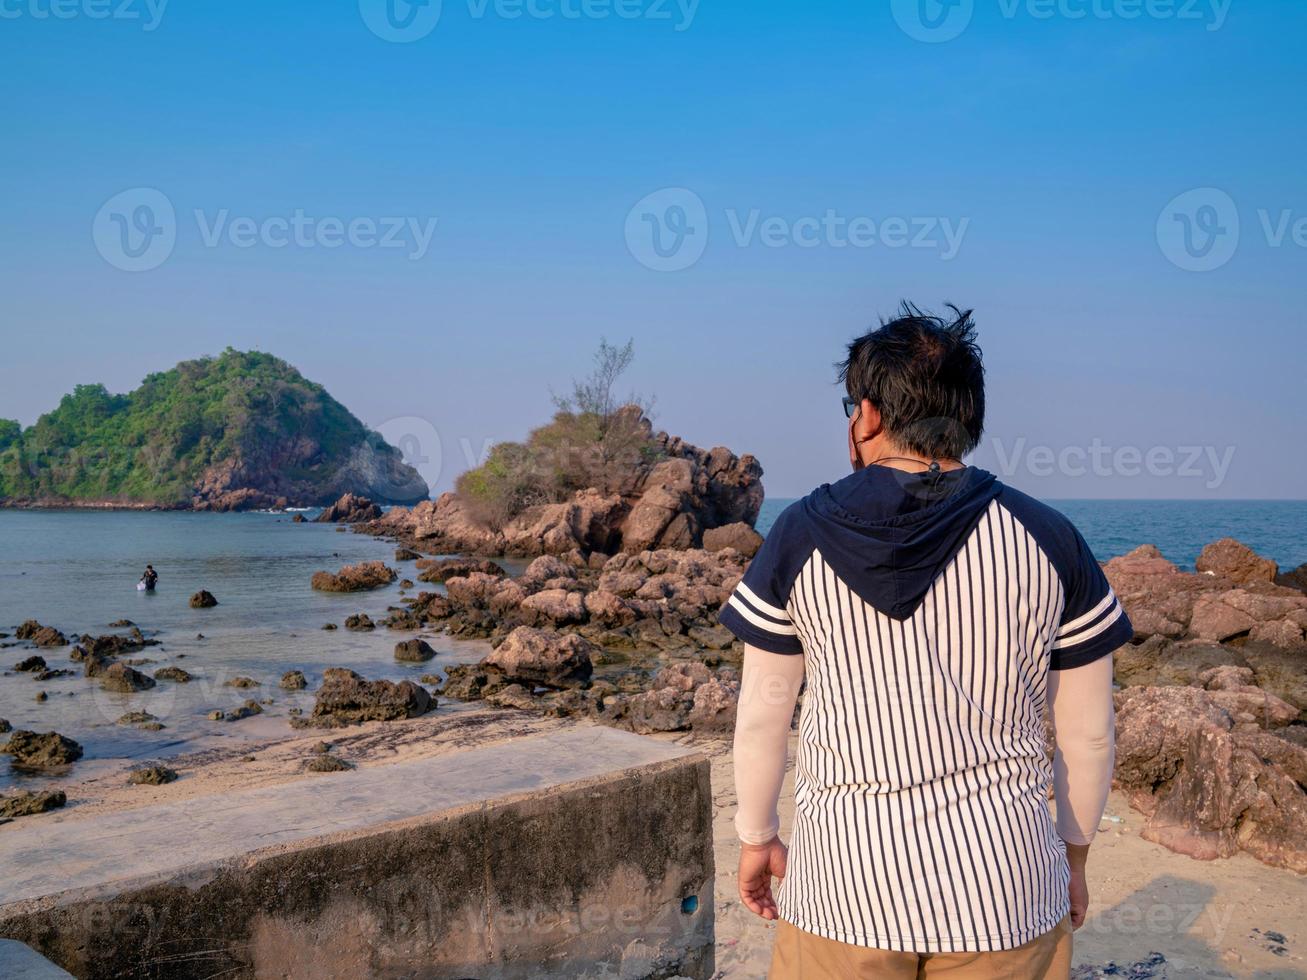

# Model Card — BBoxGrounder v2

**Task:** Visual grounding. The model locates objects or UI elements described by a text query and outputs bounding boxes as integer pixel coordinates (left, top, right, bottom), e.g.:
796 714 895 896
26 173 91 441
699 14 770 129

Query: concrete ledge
0 725 714 979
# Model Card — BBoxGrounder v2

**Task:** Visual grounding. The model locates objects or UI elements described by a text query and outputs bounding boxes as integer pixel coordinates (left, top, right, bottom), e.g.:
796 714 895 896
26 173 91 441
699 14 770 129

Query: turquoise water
756 497 1307 571
0 509 497 792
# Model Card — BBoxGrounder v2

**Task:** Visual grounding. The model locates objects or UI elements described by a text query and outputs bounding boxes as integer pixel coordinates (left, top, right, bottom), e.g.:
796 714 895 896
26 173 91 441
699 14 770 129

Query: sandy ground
692 735 1307 980
7 718 1305 979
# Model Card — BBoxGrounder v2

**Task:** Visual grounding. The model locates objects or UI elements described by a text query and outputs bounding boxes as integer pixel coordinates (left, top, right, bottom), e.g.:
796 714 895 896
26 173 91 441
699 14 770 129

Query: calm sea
756 497 1307 571
1 499 1303 792
0 510 500 792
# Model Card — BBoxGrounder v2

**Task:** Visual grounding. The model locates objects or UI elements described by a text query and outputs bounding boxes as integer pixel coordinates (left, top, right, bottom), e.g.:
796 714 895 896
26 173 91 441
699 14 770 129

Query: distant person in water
140 565 158 591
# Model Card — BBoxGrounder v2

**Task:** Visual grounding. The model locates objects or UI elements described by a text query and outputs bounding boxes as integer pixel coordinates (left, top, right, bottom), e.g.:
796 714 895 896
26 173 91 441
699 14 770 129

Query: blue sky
2 0 1303 499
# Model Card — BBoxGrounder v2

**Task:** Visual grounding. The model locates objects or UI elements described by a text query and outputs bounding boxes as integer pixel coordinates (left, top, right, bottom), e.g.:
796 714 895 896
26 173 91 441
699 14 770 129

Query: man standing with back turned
721 304 1130 978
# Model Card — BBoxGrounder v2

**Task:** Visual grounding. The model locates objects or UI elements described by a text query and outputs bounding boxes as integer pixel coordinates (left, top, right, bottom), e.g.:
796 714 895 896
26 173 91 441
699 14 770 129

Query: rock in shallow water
1 730 83 769
394 639 436 663
310 561 396 592
280 670 307 690
189 590 219 608
297 668 434 728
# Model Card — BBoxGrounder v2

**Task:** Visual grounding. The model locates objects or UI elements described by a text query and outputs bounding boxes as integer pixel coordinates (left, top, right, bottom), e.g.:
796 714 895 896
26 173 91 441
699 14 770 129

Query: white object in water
136 581 146 591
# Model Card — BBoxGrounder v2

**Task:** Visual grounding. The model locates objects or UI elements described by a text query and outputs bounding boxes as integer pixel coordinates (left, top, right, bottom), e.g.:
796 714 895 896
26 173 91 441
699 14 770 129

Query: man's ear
854 399 882 441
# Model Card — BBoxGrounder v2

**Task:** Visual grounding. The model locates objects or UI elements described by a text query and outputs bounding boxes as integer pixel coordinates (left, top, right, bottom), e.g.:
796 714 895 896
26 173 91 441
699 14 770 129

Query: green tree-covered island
0 349 427 510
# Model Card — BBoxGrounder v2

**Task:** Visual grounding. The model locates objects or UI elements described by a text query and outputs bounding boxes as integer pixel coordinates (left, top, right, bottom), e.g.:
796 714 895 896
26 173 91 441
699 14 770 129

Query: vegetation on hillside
0 348 396 506
455 339 664 528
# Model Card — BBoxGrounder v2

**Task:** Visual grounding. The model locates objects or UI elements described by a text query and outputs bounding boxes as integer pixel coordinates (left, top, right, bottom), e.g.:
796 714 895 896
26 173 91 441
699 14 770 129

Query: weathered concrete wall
0 726 713 979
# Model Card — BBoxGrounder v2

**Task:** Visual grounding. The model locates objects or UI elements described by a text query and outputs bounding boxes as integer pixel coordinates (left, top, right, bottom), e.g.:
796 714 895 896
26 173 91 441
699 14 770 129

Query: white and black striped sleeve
719 502 811 655
1051 528 1133 669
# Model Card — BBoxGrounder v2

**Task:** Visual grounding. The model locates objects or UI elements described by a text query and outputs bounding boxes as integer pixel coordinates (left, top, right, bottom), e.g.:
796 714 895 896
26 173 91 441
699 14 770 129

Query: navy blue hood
800 465 1001 620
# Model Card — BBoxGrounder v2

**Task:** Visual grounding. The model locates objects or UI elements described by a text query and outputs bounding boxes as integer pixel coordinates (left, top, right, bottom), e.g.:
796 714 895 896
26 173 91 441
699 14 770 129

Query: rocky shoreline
4 481 1306 878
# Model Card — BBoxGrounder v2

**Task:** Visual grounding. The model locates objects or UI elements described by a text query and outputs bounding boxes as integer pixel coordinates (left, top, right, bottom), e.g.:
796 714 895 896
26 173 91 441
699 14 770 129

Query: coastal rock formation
1113 680 1307 873
154 666 193 683
416 556 507 584
394 639 436 663
98 663 157 693
485 627 595 688
189 590 219 608
315 493 381 524
368 418 763 557
393 546 748 656
1 730 83 769
128 765 178 786
0 789 66 820
1196 537 1279 584
702 522 764 558
311 561 397 592
15 621 66 647
299 668 434 728
14 656 46 673
1105 542 1307 650
280 670 308 690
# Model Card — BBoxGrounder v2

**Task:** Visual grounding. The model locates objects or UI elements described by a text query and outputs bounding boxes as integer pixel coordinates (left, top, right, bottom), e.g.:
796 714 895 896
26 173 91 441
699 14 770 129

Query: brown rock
0 789 66 819
1113 684 1307 873
520 589 587 626
1 730 83 769
485 627 595 688
1196 537 1278 584
128 765 178 786
1188 593 1257 642
310 561 397 592
303 668 434 727
99 662 157 693
1276 562 1307 594
394 638 436 662
344 613 375 631
415 556 506 583
280 670 308 690
16 621 67 647
306 754 353 772
702 522 764 558
315 493 382 524
189 590 219 608
154 666 193 683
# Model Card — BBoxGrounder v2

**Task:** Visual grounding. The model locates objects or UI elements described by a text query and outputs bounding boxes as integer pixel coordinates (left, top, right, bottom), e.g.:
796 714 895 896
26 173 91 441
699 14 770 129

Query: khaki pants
769 916 1073 979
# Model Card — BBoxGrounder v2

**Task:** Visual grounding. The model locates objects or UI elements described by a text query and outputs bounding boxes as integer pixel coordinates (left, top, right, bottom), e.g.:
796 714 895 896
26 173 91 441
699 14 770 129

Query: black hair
838 302 985 459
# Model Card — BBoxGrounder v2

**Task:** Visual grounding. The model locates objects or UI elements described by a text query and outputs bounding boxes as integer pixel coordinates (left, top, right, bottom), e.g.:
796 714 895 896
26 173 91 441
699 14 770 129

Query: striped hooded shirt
719 465 1132 953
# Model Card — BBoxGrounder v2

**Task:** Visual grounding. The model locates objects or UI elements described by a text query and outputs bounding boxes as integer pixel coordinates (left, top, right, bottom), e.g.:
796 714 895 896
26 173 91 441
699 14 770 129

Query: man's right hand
739 837 788 920
1065 841 1090 929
